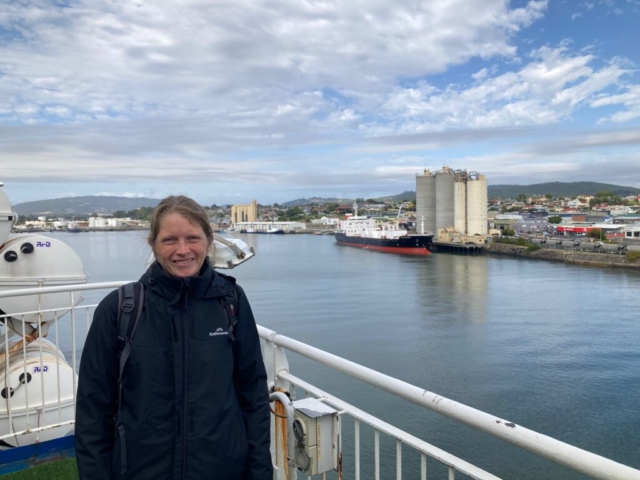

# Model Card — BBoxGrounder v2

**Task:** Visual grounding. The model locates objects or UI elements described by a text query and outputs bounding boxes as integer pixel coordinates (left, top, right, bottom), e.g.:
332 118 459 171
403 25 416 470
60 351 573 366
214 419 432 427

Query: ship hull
334 233 433 255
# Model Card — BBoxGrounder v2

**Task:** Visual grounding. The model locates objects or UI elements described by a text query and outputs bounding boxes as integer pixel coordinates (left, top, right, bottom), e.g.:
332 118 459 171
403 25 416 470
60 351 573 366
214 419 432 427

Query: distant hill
381 182 640 202
280 197 348 207
487 182 640 199
13 196 160 217
387 191 417 202
282 193 418 206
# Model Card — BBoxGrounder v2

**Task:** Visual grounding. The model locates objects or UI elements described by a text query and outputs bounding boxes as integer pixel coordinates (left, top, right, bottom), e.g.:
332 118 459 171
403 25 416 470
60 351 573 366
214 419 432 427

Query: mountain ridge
13 196 161 216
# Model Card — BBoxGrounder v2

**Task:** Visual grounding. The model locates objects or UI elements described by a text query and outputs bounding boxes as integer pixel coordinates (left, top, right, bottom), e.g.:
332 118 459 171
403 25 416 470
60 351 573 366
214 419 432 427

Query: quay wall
486 243 640 270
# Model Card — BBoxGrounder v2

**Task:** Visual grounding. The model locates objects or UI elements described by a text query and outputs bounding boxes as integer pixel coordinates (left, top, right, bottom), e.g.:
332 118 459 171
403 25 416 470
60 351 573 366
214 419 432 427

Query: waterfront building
232 221 306 233
622 224 640 242
612 213 640 225
231 200 258 224
310 216 340 225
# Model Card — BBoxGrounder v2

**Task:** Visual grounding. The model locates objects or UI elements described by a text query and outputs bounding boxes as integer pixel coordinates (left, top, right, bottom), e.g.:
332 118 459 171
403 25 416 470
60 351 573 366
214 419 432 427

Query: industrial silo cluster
416 167 488 236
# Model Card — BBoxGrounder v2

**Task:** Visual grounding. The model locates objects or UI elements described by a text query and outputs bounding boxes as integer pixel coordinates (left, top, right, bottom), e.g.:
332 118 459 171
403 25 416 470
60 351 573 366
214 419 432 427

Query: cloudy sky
2 0 640 206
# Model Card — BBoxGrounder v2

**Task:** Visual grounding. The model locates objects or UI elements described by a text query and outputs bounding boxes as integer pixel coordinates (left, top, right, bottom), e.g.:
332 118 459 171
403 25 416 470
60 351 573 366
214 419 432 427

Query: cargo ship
334 204 433 255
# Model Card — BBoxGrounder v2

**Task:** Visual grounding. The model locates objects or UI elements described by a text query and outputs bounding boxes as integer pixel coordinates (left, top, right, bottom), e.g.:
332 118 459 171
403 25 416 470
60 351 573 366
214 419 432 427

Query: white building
622 224 640 241
609 205 635 216
232 221 306 233
311 216 339 225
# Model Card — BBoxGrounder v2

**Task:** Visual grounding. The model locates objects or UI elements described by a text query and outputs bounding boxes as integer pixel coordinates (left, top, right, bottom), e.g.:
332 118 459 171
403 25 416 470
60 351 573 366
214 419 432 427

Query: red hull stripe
336 241 430 255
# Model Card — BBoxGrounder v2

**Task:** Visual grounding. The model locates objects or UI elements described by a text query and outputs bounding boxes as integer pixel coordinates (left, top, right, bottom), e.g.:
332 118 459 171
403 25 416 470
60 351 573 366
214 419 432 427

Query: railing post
262 329 294 480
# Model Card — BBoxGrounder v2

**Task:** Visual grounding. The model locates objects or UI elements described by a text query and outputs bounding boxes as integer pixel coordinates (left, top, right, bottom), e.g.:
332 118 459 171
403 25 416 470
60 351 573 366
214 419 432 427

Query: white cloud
368 46 634 132
592 85 640 122
0 0 549 125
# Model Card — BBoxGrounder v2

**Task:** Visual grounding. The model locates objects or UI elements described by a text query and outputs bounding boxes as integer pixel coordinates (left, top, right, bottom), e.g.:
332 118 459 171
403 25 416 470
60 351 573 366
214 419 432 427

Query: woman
76 196 272 480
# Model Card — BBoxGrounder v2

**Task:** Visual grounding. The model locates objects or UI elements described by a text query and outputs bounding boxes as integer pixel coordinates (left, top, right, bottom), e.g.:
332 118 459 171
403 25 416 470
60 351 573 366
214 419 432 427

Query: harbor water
48 230 640 479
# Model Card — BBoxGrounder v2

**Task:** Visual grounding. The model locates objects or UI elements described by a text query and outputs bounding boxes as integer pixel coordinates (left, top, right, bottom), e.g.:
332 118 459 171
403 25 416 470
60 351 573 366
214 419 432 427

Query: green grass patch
493 237 531 247
526 244 542 253
627 251 640 263
2 459 78 480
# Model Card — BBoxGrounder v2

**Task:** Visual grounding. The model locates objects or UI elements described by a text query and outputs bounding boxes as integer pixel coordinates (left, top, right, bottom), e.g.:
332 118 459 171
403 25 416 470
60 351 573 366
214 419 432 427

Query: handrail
0 281 133 299
282 371 501 480
258 325 640 480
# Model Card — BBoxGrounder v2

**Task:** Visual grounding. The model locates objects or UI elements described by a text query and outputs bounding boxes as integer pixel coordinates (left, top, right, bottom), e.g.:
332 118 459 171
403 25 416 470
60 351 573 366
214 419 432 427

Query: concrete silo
416 170 436 234
466 173 488 235
435 168 455 232
453 172 467 234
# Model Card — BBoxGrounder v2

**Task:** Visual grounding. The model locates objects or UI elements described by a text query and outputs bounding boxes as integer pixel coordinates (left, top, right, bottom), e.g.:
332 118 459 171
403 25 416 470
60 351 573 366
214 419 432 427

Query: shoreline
486 242 640 270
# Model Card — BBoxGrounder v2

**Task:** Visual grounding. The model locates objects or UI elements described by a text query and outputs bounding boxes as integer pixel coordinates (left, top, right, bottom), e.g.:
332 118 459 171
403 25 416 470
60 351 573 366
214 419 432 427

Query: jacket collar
140 259 235 303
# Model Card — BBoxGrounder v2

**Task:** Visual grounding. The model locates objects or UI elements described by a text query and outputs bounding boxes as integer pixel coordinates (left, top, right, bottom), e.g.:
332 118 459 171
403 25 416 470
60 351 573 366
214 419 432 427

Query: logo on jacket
210 327 228 336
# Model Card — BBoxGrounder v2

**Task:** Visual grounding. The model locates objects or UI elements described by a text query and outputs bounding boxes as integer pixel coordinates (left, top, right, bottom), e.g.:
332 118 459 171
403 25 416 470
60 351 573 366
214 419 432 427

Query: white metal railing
0 283 639 479
260 327 640 480
0 282 130 446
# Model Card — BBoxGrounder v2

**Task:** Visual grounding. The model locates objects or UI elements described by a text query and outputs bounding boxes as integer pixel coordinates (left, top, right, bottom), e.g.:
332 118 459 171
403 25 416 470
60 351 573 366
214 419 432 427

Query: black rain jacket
75 261 272 480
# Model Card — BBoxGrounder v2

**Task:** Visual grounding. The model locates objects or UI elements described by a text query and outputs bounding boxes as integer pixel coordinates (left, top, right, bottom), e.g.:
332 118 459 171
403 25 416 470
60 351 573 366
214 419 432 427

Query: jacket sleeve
233 286 273 480
75 290 120 480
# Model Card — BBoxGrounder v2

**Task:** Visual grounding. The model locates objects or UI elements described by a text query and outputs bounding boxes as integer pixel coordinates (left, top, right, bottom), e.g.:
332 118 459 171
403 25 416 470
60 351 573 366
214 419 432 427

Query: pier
429 241 487 254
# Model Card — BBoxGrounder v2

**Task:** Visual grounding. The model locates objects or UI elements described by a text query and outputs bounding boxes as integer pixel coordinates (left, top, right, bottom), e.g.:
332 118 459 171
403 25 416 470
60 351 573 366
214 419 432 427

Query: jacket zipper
181 289 189 480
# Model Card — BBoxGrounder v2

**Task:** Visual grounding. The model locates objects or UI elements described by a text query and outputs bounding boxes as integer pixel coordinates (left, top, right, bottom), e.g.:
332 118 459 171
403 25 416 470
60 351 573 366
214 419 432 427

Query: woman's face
153 212 209 278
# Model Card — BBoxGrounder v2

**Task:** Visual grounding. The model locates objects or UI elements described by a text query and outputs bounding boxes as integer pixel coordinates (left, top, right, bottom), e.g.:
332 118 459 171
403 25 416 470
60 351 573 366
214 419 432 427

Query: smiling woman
75 195 273 480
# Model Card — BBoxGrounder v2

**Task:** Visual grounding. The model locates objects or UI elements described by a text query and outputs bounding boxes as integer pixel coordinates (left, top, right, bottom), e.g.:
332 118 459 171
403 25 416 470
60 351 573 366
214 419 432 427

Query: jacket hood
140 260 236 303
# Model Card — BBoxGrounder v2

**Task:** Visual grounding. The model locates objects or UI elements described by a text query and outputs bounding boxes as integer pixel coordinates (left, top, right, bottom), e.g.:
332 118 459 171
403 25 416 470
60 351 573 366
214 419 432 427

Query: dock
429 241 487 254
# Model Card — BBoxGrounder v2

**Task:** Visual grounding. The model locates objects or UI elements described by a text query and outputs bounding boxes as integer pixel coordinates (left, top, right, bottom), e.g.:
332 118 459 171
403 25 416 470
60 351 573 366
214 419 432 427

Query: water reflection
416 253 488 325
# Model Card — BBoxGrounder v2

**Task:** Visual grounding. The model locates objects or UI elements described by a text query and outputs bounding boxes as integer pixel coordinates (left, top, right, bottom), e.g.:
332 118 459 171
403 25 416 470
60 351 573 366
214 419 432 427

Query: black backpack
113 281 239 474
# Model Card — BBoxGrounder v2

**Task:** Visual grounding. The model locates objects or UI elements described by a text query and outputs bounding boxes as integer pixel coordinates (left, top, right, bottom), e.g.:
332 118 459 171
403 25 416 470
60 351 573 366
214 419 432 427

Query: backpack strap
218 285 239 343
115 281 144 475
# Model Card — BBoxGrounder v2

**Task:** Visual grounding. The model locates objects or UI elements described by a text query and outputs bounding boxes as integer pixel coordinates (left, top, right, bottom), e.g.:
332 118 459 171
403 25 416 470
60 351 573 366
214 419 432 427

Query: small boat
245 226 284 234
66 222 82 233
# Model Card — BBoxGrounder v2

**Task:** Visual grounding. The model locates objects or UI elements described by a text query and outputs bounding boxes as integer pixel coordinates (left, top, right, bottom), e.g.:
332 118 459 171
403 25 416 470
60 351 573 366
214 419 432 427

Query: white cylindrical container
0 183 15 246
416 172 436 234
467 175 488 235
435 168 455 233
453 175 467 234
0 234 87 324
0 338 76 448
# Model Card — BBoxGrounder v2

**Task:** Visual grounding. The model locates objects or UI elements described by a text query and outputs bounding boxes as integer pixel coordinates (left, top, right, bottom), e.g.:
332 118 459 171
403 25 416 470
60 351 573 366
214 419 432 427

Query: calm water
47 231 640 479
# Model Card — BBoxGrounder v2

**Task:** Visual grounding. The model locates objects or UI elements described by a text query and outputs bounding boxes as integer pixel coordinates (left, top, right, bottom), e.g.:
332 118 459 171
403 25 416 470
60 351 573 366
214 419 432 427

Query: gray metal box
291 398 339 476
